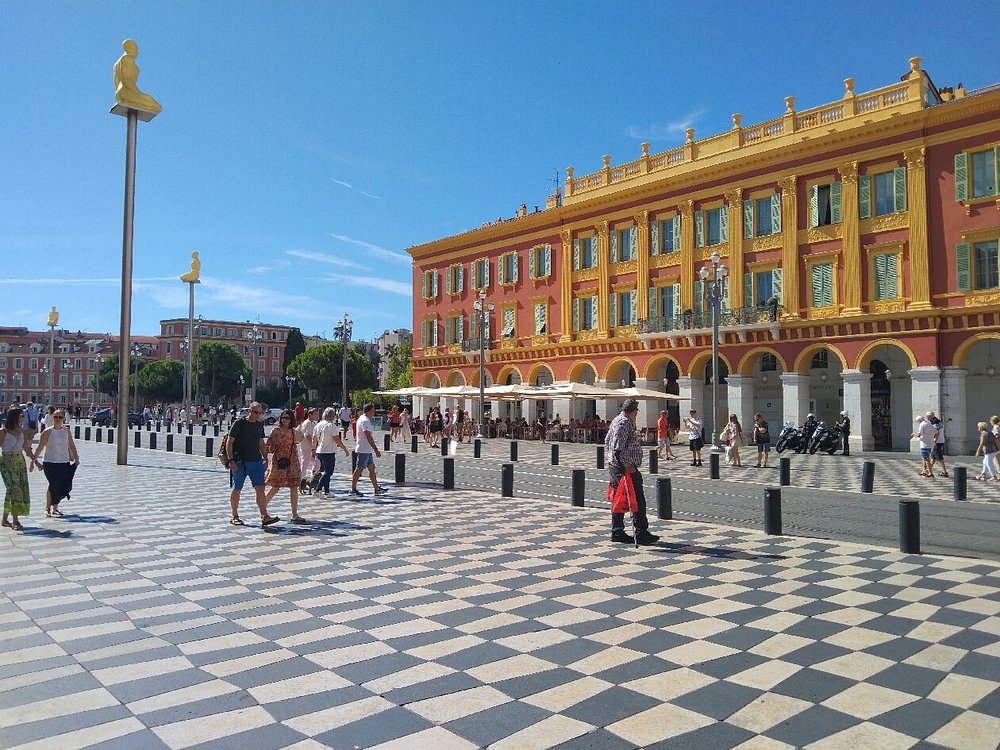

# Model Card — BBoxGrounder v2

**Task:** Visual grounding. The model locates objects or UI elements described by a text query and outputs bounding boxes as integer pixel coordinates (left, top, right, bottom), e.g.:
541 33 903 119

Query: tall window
695 205 728 247
609 290 637 327
421 270 439 299
421 318 439 347
472 258 490 289
810 262 834 307
744 269 782 307
533 302 547 335
743 194 781 238
528 244 552 279
573 296 598 331
873 253 899 300
706 207 725 246
655 284 679 318
610 225 636 263
973 240 999 290
445 314 465 345
445 264 464 295
498 252 519 284
652 216 679 255
860 168 906 218
573 236 598 270
501 306 516 339
809 182 842 227
971 148 999 198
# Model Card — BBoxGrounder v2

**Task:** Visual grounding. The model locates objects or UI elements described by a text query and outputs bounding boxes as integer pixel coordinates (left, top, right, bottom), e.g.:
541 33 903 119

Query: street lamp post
246 324 262 402
473 291 494 438
0 375 6 407
238 375 245 407
334 312 353 408
39 366 50 406
130 343 142 410
286 375 296 406
47 306 58 406
699 251 728 452
63 359 73 408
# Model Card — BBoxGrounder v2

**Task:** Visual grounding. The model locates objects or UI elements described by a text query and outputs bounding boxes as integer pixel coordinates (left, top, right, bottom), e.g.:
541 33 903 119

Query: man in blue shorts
225 401 279 526
350 403 386 497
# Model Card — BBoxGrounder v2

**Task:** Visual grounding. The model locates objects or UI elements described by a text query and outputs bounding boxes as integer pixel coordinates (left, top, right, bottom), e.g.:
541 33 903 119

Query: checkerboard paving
0 441 998 749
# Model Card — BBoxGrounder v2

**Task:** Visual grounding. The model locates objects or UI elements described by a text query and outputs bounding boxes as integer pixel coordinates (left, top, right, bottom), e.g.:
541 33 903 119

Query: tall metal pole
184 282 194 420
48 322 56 406
116 109 137 465
711 282 719 450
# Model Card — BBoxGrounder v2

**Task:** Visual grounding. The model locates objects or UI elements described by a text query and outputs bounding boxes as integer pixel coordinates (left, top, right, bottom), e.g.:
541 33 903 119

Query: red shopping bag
610 471 639 514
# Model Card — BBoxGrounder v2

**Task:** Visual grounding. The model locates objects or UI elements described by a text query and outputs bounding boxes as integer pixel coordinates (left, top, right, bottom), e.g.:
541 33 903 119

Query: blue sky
2 1 999 342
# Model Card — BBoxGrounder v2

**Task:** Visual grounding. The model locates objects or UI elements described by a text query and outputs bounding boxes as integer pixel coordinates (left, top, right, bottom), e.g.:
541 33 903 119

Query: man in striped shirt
605 399 660 546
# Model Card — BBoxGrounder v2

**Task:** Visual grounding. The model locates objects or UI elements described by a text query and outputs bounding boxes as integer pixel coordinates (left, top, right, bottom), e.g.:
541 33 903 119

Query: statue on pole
113 39 162 116
179 251 201 283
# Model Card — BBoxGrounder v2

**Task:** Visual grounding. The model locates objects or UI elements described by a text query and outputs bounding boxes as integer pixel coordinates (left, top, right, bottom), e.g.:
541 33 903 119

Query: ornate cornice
679 199 694 220
838 161 858 185
779 175 797 197
636 210 649 229
725 188 743 206
903 145 926 169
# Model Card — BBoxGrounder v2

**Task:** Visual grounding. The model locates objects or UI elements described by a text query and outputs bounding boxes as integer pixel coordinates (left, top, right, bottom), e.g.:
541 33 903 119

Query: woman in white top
2 407 41 531
314 407 349 498
298 408 320 490
32 409 80 516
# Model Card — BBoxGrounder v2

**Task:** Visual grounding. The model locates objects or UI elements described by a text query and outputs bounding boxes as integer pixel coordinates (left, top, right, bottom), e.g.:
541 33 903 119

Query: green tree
92 353 143 399
385 341 413 390
350 388 375 410
194 341 250 403
136 360 184 403
283 328 306 372
254 380 287 409
287 343 376 405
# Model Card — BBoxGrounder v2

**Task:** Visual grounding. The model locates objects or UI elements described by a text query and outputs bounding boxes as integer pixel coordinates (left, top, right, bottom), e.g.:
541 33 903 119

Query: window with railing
743 269 783 307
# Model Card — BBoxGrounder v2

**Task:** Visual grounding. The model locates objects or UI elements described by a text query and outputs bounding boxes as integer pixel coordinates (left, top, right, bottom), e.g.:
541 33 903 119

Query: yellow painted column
726 188 743 308
905 146 931 309
838 161 862 315
559 229 573 342
636 210 650 319
778 175 799 318
597 221 610 336
679 200 695 311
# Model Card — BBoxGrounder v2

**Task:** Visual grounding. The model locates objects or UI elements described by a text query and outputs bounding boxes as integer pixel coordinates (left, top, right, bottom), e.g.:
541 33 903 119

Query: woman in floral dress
2 407 40 532
264 409 304 521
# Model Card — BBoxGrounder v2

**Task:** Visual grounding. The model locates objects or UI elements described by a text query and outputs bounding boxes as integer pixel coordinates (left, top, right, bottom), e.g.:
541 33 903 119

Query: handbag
610 471 639 514
276 457 291 470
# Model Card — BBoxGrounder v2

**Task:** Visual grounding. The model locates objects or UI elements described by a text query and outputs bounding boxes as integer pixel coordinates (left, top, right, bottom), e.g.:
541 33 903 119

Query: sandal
261 515 281 526
938 472 949 478
290 516 306 523
51 508 63 518
1 518 11 528
230 516 245 526
11 521 23 531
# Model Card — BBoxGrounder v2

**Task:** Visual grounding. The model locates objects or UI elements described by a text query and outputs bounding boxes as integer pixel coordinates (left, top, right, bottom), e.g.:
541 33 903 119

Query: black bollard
596 445 605 469
648 449 658 475
146 421 151 432
501 463 514 497
709 452 720 479
440 437 449 456
571 469 585 507
443 457 455 490
74 425 80 439
185 435 193 455
166 434 174 452
134 431 141 448
206 437 214 458
95 427 102 443
156 420 162 431
551 444 559 465
411 435 418 453
201 424 207 436
510 441 518 461
384 434 391 451
899 500 920 554
474 438 481 458
108 429 114 444
861 461 875 493
188 424 193 436
764 487 782 535
85 426 91 441
149 432 157 450
657 477 673 520
394 452 405 485
214 425 220 437
953 466 968 501
779 456 790 486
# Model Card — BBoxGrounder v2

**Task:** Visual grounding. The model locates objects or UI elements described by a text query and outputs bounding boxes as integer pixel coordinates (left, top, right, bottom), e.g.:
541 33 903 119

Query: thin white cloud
330 234 409 264
285 249 363 269
321 274 412 297
625 107 708 141
330 177 379 199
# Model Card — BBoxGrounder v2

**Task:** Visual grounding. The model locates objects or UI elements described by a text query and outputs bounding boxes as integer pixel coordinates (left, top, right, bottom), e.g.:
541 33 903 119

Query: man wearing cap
926 411 948 477
605 399 660 545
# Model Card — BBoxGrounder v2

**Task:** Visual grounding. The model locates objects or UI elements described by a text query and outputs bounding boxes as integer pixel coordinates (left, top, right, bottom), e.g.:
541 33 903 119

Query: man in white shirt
339 405 352 439
683 409 703 467
350 403 385 497
913 415 938 478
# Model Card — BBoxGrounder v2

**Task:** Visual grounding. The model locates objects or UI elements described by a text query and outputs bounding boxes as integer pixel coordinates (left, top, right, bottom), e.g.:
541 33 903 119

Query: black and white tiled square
0 439 998 749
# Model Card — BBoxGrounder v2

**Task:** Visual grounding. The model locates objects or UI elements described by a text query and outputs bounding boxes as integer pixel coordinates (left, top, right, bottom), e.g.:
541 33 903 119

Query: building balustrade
637 304 783 348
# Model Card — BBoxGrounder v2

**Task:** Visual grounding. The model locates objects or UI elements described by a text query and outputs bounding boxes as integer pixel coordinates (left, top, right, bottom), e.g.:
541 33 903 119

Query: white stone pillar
634 378 659 431
677 375 703 440
780 373 810 429
909 366 941 454
841 369 874 452
596 380 621 420
724 375 754 433
940 366 969 454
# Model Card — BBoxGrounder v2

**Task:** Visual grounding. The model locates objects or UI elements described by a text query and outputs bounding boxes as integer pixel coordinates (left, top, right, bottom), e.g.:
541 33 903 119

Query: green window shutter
458 315 465 342
572 298 580 331
672 216 681 251
432 320 438 346
874 254 886 300
431 271 438 297
811 265 823 307
695 210 705 247
470 313 478 340
609 293 617 327
534 304 545 335
956 242 971 291
771 268 782 302
648 287 658 318
483 260 490 288
744 272 753 307
610 230 618 263
720 275 730 312
893 167 907 212
809 185 819 228
693 279 703 315
743 199 753 239
885 254 898 299
497 256 505 285
421 272 428 299
995 147 1000 195
822 263 834 306
512 255 519 283
573 239 581 270
590 295 598 328
650 221 660 256
954 153 968 202
630 290 637 325
528 248 536 279
672 283 681 316
719 204 729 243
544 245 552 276
858 174 871 219
445 268 453 295
771 193 781 233
629 227 637 260
831 181 842 224
457 266 464 292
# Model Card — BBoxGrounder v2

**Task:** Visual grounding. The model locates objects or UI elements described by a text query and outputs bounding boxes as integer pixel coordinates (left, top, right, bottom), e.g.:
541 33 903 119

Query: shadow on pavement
21 527 74 539
59 514 119 525
647 542 787 561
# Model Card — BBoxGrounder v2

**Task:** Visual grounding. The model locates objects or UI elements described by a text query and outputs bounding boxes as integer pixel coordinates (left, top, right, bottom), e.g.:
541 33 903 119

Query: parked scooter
774 423 807 453
807 421 844 454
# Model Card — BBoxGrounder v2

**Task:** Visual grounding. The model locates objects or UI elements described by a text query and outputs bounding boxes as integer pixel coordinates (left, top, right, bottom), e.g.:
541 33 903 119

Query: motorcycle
808 421 844 454
774 423 807 453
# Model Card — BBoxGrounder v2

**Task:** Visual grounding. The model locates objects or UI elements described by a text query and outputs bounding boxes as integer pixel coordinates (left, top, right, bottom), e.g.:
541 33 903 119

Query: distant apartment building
376 329 412 387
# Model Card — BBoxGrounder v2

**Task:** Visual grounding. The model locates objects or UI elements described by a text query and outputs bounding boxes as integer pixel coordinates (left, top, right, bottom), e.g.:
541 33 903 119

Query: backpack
217 435 231 467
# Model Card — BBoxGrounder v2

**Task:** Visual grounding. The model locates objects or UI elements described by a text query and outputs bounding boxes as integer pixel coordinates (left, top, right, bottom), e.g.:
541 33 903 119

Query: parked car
233 406 282 425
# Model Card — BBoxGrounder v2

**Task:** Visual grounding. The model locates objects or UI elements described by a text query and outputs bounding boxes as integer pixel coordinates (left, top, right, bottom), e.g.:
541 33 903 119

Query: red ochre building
408 58 1000 455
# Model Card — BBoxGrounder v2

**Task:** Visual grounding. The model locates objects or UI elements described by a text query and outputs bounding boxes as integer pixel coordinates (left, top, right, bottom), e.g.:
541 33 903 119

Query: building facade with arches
408 59 1000 454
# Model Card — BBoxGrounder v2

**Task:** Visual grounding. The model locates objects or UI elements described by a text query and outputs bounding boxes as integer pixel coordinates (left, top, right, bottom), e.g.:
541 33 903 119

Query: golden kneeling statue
113 39 162 115
179 251 201 283
47 306 59 327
